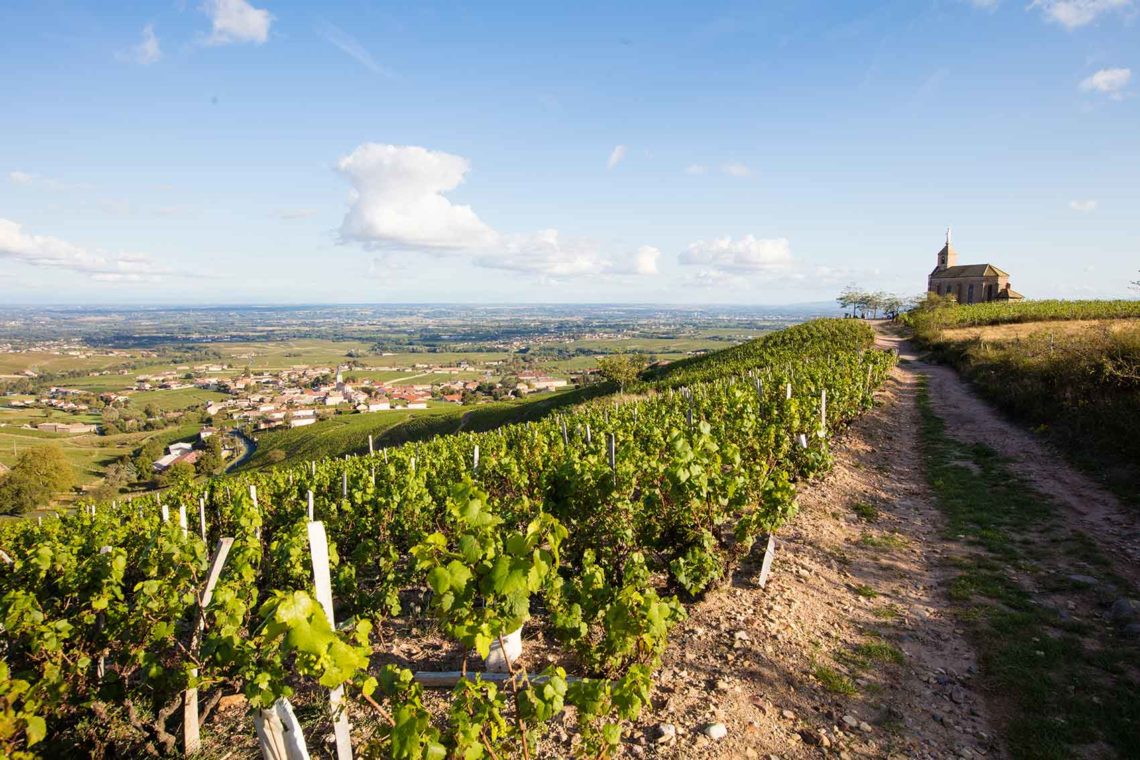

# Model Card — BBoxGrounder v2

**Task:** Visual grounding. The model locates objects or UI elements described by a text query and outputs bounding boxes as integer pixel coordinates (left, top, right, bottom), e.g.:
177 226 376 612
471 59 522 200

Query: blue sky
1 0 1137 305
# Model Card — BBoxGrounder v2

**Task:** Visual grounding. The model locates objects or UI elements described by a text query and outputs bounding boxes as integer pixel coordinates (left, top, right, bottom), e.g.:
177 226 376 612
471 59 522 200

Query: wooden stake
178 504 188 536
473 445 479 474
607 433 616 485
756 534 776 589
368 434 374 455
198 498 207 541
184 537 235 756
820 388 827 436
307 521 353 760
307 491 314 522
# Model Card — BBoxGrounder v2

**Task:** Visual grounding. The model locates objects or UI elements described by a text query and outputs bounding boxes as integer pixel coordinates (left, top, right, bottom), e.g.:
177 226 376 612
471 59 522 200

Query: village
3 358 575 475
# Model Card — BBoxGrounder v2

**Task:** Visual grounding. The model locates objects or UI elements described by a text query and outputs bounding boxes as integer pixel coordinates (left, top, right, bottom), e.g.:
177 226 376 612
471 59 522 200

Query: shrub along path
630 323 1140 759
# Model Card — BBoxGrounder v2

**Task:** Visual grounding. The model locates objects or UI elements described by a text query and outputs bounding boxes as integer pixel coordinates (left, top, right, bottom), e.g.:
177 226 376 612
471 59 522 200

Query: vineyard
0 319 895 759
902 298 1140 333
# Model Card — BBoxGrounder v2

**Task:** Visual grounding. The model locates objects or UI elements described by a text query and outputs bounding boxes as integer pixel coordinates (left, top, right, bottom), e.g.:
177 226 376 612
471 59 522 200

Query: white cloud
0 218 173 282
631 245 661 275
316 21 392 76
478 229 608 278
1069 199 1098 212
8 170 91 192
117 24 161 65
1030 0 1132 29
685 164 707 175
474 232 659 279
336 141 657 280
606 145 627 170
964 0 1000 9
679 235 792 273
202 0 273 45
721 162 752 177
337 143 498 250
1079 67 1131 97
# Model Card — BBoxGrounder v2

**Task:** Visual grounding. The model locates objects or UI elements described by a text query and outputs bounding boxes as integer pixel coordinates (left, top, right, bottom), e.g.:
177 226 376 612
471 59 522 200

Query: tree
196 435 225 476
103 459 137 491
133 438 164 480
159 460 195 488
596 353 646 393
0 445 76 515
880 294 911 320
836 285 862 317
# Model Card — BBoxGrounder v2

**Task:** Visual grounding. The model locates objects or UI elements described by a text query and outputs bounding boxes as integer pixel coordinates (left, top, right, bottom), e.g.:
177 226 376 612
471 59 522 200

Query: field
902 298 1140 331
244 407 453 468
0 415 199 491
939 318 1140 342
0 351 130 376
908 302 1140 508
126 388 230 412
205 340 516 372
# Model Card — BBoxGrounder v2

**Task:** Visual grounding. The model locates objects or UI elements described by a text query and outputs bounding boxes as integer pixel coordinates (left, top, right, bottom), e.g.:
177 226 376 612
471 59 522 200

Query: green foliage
412 480 566 658
911 317 1140 507
903 298 1140 332
0 318 896 755
0 445 75 515
596 353 647 392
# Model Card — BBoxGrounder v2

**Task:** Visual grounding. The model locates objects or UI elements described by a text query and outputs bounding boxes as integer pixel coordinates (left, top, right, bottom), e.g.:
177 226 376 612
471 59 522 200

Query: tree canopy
0 445 76 515
837 286 916 319
596 353 647 393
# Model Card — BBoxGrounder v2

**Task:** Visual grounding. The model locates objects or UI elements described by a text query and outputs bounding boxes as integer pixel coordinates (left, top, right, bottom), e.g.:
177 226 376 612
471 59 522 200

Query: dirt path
633 357 1000 759
874 323 1140 588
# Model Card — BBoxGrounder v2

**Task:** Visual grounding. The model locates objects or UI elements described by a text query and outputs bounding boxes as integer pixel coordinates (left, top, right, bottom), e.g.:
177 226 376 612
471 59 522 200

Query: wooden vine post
756 534 777 589
198 497 207 541
307 521 353 760
820 388 827 437
607 433 616 486
184 537 235 756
